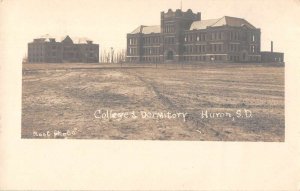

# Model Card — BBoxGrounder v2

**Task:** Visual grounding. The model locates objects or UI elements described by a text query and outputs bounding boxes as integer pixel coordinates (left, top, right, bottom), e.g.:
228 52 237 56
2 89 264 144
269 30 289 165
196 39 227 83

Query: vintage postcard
20 1 285 142
1 0 299 190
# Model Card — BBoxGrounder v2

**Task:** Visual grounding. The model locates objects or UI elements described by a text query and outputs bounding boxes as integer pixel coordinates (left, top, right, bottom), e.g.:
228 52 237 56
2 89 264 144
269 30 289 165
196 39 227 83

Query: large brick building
127 9 282 63
28 35 99 63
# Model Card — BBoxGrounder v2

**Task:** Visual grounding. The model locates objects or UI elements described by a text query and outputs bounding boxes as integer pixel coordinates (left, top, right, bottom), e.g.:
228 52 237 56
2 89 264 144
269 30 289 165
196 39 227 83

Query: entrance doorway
166 51 174 60
241 51 248 62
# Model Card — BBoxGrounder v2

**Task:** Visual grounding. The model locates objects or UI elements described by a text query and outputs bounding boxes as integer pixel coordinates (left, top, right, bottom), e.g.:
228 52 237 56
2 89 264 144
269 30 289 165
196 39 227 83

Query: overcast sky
1 0 300 63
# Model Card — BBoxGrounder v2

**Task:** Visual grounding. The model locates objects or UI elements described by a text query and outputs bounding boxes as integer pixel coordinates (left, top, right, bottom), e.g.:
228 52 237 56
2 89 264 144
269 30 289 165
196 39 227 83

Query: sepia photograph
1 0 300 190
20 0 285 141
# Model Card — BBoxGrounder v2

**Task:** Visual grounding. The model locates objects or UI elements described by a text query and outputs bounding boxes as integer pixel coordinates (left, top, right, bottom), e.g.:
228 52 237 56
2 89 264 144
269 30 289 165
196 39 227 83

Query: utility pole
110 47 114 63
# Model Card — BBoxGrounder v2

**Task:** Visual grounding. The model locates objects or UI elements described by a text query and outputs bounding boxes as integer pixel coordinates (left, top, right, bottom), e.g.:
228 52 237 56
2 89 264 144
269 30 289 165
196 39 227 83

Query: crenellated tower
160 9 201 62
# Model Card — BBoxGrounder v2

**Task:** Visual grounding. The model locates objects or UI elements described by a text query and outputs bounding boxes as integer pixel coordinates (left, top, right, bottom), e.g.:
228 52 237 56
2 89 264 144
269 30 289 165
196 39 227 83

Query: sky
1 0 300 63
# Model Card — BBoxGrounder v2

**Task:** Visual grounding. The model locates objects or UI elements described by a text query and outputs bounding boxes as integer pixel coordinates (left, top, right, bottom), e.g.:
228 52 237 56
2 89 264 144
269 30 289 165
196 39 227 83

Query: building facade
127 9 263 63
28 35 99 63
260 41 284 63
261 52 284 63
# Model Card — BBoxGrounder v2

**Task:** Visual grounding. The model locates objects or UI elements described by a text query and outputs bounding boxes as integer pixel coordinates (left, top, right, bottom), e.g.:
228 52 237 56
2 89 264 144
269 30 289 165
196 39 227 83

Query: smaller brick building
261 52 284 63
28 35 99 63
261 41 284 63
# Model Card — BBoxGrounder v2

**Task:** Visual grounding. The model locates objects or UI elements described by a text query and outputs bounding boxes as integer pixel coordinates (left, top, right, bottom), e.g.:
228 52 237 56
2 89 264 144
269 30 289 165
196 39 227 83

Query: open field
22 63 284 141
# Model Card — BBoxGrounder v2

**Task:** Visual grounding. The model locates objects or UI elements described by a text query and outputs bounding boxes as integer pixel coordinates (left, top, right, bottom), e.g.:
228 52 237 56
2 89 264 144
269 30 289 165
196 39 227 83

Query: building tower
160 9 201 62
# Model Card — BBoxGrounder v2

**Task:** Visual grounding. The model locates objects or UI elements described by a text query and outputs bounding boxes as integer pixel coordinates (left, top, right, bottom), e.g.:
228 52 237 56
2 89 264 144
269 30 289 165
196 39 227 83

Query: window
250 45 255 53
243 53 246 60
165 37 175 44
164 25 174 33
252 34 255 42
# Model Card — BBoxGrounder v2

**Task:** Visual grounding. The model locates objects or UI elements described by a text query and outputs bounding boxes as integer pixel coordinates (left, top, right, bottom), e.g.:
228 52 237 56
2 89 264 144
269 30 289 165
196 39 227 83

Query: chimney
271 41 273 52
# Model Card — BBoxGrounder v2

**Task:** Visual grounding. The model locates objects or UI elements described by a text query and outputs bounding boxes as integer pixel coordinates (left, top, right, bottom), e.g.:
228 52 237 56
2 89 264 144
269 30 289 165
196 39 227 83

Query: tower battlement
161 9 201 21
160 9 201 32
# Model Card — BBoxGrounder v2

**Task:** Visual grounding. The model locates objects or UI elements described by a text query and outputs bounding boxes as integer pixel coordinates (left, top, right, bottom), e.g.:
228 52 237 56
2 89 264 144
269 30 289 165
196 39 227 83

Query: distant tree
99 47 126 64
22 53 28 64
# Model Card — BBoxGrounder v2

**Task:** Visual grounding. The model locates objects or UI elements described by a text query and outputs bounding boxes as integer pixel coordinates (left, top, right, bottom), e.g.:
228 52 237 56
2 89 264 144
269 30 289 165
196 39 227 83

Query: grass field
22 63 284 141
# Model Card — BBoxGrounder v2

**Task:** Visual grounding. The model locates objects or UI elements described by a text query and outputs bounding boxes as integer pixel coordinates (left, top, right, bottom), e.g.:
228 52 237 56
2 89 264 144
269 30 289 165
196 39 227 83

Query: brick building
28 35 99 63
127 9 264 63
260 41 284 63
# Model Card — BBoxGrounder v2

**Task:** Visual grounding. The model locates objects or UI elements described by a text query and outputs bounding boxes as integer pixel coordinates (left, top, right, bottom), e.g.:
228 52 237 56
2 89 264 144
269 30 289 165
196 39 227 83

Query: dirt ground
22 63 284 141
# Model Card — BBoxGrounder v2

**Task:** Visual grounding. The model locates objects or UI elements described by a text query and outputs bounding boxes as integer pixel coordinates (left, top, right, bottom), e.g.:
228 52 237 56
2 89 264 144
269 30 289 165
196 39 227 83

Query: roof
129 16 256 34
190 19 220 30
130 25 161 34
190 16 256 30
34 34 93 44
72 37 93 44
38 34 61 42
